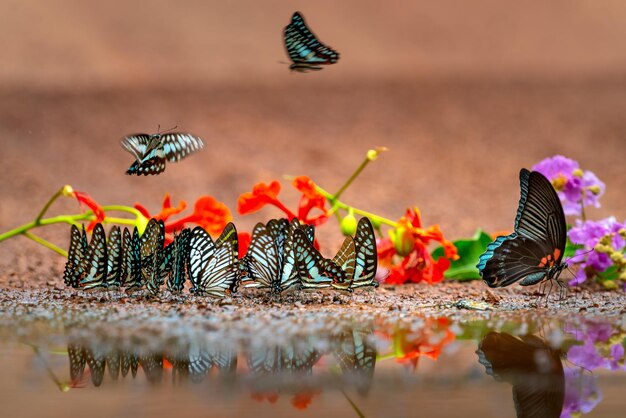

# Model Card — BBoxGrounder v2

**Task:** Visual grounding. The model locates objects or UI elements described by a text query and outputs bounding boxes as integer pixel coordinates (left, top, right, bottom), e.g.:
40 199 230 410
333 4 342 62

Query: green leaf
431 229 493 281
564 225 583 259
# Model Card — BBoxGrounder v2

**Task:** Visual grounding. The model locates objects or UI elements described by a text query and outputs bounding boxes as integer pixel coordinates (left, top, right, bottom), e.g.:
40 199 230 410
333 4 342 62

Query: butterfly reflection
476 332 565 418
64 328 377 397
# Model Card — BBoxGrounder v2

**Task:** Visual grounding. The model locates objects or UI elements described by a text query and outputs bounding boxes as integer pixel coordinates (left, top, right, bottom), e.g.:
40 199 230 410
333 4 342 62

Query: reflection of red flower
379 207 458 285
237 177 329 228
385 317 456 370
135 193 232 243
291 390 319 409
252 391 279 404
71 191 105 232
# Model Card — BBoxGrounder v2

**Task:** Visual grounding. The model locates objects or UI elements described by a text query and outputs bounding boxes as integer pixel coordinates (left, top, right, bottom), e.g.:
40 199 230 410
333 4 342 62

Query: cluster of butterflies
121 12 337 176
63 216 378 298
67 328 375 391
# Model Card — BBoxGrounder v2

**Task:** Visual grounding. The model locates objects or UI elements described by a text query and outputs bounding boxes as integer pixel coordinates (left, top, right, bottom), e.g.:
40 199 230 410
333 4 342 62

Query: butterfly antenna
161 125 178 134
564 247 595 264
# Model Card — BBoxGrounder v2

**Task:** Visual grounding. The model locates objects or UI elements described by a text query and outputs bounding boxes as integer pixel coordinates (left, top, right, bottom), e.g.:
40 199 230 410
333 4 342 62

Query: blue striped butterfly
84 347 107 387
333 328 377 395
351 217 379 290
121 351 139 378
107 351 121 380
121 131 204 176
266 218 289 267
68 343 86 381
105 226 123 288
64 224 88 288
331 236 356 292
477 332 564 418
275 219 311 293
477 169 568 289
120 227 142 290
165 228 191 293
188 223 239 297
188 342 238 382
283 11 340 72
79 223 108 290
294 228 346 289
238 222 281 291
141 219 165 294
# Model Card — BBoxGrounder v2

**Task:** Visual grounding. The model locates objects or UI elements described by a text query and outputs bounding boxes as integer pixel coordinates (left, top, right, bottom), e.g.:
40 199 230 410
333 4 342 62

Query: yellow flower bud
340 211 358 236
610 252 624 264
602 280 618 290
619 228 626 239
588 185 601 195
572 168 584 178
390 226 414 257
551 175 567 192
61 185 74 197
366 146 388 161
594 243 610 253
619 270 626 282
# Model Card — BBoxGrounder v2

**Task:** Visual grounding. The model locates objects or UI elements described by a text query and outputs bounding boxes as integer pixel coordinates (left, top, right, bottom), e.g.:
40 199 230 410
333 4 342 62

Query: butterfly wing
284 12 340 66
334 329 377 396
79 223 108 289
243 223 280 289
331 236 356 291
189 231 237 298
267 218 289 268
477 332 564 418
159 133 205 163
352 217 379 289
294 229 345 289
121 227 143 290
277 219 304 293
68 343 87 381
106 226 122 287
478 169 567 287
64 225 85 288
188 227 216 292
167 228 190 292
125 150 167 175
121 134 152 161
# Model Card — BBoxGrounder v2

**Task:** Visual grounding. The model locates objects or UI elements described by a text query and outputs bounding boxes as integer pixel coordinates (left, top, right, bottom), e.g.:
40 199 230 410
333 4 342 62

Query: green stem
341 389 366 418
333 156 371 201
316 185 397 228
23 232 68 257
101 205 144 218
35 186 66 224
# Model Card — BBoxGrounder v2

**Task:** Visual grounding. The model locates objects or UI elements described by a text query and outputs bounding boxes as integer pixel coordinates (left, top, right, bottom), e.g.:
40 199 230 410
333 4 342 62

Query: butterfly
188 223 239 297
331 236 356 292
333 328 377 395
120 227 142 290
78 223 108 290
141 219 165 294
477 169 568 289
121 131 204 175
275 219 313 293
84 347 107 387
477 332 564 418
294 228 346 289
238 222 281 291
350 217 379 290
105 226 123 288
187 341 238 382
247 344 321 376
121 351 139 378
63 224 88 288
283 11 340 72
164 228 191 293
68 343 87 381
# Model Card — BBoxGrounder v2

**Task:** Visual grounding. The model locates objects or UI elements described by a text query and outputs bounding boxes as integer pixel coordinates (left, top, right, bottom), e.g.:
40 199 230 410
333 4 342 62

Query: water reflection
12 315 626 417
477 332 564 418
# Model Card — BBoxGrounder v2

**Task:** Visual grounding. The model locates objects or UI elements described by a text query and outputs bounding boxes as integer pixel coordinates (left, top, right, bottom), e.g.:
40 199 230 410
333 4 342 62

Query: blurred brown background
1 0 625 276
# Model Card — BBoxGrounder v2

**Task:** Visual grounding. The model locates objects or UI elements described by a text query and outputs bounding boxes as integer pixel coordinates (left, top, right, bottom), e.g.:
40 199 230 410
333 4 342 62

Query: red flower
292 176 328 226
251 391 279 404
237 181 294 217
71 191 105 232
238 232 252 258
135 194 232 243
291 390 319 409
378 207 458 285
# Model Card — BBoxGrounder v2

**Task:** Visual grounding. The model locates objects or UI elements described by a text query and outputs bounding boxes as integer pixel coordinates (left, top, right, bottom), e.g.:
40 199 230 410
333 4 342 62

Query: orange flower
389 317 456 370
237 181 294 216
292 176 328 225
379 207 458 285
71 191 105 232
251 391 279 404
291 390 319 409
135 194 232 242
237 232 252 258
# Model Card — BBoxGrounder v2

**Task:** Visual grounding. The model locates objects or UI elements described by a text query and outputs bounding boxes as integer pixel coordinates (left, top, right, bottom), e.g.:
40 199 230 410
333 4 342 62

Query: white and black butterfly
247 343 321 376
120 227 142 290
351 217 379 290
141 219 165 294
294 228 346 289
239 222 281 291
64 224 88 288
105 226 123 288
283 11 340 72
163 228 191 293
79 223 108 290
333 328 377 396
477 169 568 289
188 223 239 298
121 130 204 176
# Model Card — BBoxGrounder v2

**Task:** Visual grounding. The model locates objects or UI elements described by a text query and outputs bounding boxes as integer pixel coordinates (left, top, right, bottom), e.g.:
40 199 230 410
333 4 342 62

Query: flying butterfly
121 128 204 176
477 332 565 418
283 11 340 72
63 224 88 288
477 169 568 291
351 217 379 290
188 223 239 298
294 228 346 290
78 223 108 290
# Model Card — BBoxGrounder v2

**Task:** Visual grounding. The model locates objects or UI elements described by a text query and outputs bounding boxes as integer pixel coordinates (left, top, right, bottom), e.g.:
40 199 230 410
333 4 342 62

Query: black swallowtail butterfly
283 11 340 72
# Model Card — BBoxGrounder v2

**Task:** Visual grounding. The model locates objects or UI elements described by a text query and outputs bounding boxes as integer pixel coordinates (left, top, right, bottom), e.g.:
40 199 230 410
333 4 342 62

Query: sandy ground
0 1 625 294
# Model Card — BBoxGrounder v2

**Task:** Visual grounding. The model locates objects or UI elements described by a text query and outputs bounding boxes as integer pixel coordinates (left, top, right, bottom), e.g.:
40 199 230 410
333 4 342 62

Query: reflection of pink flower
561 368 602 418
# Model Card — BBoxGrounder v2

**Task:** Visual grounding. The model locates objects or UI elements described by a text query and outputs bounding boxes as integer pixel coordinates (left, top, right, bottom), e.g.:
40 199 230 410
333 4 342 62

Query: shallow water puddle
1 307 625 418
